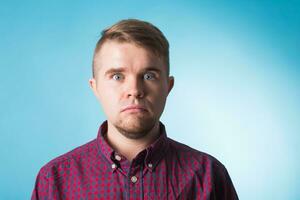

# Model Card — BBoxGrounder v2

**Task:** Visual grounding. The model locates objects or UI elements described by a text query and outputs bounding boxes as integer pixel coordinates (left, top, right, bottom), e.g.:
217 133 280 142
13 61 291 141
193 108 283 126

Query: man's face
90 41 174 139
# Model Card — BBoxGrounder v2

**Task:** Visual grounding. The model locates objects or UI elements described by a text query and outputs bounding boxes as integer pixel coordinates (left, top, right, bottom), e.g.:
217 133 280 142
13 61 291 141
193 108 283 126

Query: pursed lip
121 105 148 112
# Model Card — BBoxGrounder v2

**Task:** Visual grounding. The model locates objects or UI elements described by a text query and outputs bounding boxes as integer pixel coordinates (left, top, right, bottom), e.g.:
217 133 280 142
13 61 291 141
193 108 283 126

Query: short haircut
92 19 170 77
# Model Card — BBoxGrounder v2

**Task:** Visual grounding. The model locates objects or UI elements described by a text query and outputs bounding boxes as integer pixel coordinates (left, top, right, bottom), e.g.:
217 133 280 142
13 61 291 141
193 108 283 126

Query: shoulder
166 138 238 198
37 139 98 178
167 138 222 163
166 137 228 174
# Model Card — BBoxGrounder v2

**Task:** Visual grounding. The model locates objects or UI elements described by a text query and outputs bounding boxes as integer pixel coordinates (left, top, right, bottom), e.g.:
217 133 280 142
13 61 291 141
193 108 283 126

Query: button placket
128 164 141 184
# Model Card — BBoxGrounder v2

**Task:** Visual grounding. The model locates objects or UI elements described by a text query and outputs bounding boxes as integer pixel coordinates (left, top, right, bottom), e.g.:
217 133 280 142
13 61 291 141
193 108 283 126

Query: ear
167 76 174 94
89 78 100 99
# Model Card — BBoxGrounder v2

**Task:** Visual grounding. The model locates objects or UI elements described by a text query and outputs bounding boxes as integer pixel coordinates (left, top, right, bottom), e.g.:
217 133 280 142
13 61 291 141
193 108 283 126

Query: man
32 19 238 199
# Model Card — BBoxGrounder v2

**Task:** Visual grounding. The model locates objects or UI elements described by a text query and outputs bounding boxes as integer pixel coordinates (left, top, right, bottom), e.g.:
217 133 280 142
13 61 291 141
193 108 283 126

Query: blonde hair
92 19 169 77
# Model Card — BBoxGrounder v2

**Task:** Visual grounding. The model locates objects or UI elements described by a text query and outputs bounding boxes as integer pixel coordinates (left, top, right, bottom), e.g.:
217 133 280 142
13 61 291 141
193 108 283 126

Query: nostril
127 89 144 98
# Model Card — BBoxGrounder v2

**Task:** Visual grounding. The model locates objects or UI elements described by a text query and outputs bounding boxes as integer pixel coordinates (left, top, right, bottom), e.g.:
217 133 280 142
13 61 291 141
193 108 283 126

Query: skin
89 40 174 161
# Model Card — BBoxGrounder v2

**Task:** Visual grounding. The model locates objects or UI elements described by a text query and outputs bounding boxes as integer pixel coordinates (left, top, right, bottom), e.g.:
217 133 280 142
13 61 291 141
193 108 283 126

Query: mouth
121 105 148 113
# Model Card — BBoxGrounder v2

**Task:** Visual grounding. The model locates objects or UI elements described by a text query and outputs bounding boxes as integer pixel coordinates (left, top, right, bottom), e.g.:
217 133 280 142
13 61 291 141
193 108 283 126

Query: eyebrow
104 66 162 76
104 67 126 76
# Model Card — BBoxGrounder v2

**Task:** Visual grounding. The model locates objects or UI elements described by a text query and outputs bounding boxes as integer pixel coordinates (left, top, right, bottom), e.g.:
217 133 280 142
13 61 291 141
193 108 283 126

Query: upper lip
121 105 148 112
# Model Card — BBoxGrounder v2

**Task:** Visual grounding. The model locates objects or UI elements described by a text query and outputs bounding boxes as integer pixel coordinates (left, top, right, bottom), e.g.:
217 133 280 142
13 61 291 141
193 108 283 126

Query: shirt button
131 176 138 183
111 163 116 169
115 154 122 161
148 163 153 168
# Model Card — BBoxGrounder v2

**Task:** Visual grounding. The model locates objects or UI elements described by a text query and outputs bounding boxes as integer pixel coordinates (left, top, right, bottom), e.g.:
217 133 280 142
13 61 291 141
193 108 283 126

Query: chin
115 116 157 139
125 116 153 129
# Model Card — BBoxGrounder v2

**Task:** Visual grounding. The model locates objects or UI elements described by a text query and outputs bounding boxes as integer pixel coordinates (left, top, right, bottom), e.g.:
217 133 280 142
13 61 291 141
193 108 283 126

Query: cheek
149 90 168 111
99 96 120 121
97 87 119 112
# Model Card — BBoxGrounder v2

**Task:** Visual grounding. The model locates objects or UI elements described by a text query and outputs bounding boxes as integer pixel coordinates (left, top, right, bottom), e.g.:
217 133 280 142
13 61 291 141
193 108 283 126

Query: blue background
0 1 299 199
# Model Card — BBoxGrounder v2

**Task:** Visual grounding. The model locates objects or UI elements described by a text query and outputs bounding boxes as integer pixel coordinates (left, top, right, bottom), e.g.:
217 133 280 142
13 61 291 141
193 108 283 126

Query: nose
126 77 145 99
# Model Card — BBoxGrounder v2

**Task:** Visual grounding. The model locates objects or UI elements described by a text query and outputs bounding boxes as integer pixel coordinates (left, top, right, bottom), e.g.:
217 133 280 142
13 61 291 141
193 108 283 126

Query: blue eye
144 73 155 80
112 74 123 80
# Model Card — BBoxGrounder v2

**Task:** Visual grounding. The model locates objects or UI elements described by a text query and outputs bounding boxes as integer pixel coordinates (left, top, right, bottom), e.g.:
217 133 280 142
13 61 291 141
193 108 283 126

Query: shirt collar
96 120 169 171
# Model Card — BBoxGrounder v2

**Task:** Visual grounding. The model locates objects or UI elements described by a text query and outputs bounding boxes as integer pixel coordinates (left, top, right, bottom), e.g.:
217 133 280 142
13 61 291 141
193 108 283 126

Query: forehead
94 41 164 73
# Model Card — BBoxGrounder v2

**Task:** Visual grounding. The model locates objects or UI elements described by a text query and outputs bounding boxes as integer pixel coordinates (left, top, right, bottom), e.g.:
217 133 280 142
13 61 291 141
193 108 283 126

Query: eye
144 72 155 80
112 73 124 81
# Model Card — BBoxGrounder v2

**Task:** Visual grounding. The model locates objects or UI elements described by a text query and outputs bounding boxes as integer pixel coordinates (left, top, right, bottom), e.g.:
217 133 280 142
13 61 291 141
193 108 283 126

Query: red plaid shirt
32 121 238 199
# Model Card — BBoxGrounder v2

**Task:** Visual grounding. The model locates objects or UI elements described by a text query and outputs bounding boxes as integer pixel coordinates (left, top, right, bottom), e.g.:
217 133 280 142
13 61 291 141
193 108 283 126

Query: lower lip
123 108 147 113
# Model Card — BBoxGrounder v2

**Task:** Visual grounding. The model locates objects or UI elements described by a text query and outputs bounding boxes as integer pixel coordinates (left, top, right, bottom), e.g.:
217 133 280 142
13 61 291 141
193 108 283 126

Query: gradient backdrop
0 1 299 199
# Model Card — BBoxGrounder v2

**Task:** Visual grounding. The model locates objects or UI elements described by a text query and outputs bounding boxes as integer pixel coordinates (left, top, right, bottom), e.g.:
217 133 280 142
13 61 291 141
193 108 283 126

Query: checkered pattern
32 121 238 199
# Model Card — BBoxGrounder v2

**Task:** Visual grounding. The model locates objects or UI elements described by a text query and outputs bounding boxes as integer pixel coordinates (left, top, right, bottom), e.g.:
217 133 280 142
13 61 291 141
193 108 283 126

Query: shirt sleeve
211 162 239 200
31 168 50 200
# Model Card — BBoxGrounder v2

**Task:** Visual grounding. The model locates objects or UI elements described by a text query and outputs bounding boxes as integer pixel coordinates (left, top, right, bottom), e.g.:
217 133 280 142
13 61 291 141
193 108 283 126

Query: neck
106 121 160 161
